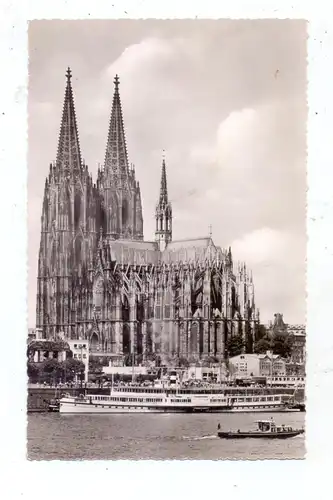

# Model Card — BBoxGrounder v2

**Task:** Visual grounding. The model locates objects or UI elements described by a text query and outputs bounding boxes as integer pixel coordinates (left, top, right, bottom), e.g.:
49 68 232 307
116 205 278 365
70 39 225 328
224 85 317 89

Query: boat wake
292 432 305 439
182 434 217 441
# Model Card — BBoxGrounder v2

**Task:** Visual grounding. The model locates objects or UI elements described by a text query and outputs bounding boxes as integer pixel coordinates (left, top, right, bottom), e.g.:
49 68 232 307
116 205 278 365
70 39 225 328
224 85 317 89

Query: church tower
36 68 97 338
97 75 143 240
155 155 172 251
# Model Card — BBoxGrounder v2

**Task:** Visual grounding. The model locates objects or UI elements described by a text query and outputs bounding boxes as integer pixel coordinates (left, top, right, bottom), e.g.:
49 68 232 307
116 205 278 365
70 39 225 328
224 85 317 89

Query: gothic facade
36 68 260 363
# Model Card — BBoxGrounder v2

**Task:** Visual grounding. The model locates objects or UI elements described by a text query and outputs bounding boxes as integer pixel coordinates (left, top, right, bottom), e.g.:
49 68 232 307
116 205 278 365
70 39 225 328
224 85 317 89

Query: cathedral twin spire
104 74 130 180
56 67 82 176
56 68 130 182
54 68 171 245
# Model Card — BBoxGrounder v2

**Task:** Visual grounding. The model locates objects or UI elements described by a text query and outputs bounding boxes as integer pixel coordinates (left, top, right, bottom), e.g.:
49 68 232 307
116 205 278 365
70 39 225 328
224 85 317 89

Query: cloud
105 38 175 79
216 108 259 170
232 227 290 265
180 99 306 239
231 228 306 324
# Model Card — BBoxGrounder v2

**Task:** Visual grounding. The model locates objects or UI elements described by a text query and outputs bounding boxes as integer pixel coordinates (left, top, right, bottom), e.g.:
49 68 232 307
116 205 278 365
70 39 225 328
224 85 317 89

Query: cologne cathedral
36 68 260 363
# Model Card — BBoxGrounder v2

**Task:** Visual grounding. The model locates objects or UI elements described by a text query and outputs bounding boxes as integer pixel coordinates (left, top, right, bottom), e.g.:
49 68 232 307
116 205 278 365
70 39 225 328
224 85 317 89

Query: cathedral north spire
104 74 129 177
56 67 82 175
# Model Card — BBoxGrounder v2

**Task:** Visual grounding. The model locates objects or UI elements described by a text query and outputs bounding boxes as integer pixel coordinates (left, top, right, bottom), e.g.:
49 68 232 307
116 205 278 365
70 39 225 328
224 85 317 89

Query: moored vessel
58 383 303 414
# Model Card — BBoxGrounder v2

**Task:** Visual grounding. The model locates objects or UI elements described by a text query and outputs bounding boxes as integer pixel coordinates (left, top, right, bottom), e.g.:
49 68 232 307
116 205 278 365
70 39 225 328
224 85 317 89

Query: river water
27 412 305 460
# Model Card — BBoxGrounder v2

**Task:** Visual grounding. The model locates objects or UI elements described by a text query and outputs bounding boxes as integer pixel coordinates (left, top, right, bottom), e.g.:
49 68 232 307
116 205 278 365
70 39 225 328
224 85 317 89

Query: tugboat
217 419 304 439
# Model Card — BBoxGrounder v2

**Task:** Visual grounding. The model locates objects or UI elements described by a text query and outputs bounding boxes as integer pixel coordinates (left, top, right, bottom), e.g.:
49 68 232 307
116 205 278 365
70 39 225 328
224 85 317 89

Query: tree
124 353 134 366
253 337 272 354
38 358 62 384
256 324 269 342
253 332 295 359
272 333 294 358
136 354 144 366
89 357 103 373
226 334 244 358
59 358 85 382
178 357 190 368
27 362 40 383
201 356 219 366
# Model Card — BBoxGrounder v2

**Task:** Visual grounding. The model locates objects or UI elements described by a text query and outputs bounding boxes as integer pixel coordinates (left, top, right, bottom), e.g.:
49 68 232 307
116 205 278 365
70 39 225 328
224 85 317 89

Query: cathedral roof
108 239 159 265
104 236 228 266
161 237 225 264
165 237 213 250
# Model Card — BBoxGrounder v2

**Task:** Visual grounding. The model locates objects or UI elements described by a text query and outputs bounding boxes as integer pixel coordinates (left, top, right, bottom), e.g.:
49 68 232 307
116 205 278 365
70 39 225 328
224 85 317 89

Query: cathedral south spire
104 74 129 179
99 75 144 240
155 154 172 251
56 67 82 176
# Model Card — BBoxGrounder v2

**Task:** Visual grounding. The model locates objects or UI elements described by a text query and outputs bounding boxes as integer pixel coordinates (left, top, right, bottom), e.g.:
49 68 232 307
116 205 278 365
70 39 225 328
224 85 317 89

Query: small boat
48 398 60 412
217 419 304 439
287 402 306 412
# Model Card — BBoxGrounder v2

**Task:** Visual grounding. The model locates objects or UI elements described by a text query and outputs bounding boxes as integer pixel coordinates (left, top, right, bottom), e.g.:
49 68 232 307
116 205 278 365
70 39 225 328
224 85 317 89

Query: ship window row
210 399 226 403
170 399 191 403
230 396 280 403
113 388 225 395
114 388 165 394
237 405 281 409
93 396 163 403
270 377 304 381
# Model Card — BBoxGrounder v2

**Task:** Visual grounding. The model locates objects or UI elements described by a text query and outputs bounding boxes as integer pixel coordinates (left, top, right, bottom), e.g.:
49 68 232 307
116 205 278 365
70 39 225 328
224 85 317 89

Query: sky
28 19 307 327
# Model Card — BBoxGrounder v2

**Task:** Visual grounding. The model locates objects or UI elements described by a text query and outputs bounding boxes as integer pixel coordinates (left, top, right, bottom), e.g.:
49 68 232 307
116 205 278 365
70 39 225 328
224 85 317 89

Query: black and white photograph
27 19 307 460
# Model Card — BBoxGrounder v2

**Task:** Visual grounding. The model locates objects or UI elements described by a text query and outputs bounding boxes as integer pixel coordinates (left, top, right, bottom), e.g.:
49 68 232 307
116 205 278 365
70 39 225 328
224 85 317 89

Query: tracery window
93 275 104 311
122 199 129 226
190 322 199 354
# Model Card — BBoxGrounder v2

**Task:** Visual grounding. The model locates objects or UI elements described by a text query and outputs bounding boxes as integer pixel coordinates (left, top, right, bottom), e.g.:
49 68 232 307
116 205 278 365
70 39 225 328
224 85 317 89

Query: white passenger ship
59 385 297 414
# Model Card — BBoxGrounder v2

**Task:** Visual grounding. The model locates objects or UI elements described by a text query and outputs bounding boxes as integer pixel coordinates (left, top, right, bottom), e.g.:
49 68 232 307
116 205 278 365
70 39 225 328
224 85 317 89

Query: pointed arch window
204 304 209 318
122 199 129 226
90 332 99 350
93 275 104 311
155 292 161 320
51 242 56 269
164 289 171 319
74 192 81 228
74 237 82 265
123 323 131 354
190 322 199 354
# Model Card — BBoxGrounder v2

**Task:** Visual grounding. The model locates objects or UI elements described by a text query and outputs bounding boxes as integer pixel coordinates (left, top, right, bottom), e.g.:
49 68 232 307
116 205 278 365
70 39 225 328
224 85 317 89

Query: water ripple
27 412 305 461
